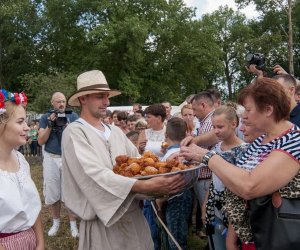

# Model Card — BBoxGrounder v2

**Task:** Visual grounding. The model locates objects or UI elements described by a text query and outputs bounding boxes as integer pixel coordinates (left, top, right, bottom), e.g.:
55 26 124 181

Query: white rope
150 201 183 250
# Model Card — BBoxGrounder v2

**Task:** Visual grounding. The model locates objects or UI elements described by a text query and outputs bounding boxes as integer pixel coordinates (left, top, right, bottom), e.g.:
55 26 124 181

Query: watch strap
202 150 217 166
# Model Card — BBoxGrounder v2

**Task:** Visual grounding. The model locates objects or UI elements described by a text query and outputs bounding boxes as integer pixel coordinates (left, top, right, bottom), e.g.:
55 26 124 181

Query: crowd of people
0 64 300 250
18 121 41 157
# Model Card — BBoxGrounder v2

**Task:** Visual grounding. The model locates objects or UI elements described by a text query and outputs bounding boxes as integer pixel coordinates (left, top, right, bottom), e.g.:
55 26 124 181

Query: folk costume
62 70 153 250
0 90 42 250
62 120 153 250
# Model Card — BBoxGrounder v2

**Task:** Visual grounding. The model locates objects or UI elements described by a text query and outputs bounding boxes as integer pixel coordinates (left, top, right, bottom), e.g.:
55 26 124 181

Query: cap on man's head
68 70 121 107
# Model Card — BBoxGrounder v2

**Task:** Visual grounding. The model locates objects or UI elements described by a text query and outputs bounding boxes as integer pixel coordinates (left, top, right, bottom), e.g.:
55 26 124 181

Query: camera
48 109 72 127
246 53 265 70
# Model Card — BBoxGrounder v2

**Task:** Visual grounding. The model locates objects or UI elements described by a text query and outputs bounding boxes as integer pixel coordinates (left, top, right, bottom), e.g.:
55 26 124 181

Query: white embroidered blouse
0 151 41 233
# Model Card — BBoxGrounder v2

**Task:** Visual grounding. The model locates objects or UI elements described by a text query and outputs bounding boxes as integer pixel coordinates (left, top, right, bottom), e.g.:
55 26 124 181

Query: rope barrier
150 201 183 250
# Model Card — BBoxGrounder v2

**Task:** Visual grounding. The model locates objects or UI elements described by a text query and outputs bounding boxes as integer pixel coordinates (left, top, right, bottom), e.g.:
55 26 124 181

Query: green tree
0 0 41 90
21 72 77 112
82 0 221 105
235 0 298 75
201 6 254 100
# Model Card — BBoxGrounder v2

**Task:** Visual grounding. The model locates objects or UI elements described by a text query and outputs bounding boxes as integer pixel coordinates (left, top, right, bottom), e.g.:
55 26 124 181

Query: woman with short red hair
181 77 300 250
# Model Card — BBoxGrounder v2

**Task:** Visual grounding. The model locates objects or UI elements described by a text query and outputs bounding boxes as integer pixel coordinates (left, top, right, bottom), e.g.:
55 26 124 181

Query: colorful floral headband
0 89 27 115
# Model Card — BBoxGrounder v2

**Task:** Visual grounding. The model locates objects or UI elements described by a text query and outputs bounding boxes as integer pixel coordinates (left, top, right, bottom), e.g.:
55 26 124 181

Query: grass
29 157 207 250
30 158 79 250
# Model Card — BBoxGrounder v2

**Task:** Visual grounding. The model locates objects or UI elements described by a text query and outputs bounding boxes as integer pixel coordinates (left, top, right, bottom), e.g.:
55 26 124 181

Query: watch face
203 151 215 165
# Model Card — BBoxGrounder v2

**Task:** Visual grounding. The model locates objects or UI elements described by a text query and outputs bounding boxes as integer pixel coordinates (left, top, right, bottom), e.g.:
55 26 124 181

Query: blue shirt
39 111 78 155
290 103 300 127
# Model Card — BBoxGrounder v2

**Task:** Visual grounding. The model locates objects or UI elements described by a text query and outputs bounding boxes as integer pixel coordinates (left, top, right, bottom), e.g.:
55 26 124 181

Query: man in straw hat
61 70 185 249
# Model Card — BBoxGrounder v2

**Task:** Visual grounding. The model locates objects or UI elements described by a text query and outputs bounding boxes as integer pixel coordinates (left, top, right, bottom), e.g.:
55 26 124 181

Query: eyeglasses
54 100 66 104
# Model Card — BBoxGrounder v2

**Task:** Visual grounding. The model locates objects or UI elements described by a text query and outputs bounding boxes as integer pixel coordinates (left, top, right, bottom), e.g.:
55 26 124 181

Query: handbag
248 192 300 250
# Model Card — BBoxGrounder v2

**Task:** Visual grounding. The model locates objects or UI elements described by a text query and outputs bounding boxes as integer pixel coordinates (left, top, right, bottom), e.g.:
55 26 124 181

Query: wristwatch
201 150 217 166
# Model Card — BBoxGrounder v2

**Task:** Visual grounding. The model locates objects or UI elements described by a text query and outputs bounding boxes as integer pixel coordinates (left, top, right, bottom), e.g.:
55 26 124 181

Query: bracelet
201 150 217 166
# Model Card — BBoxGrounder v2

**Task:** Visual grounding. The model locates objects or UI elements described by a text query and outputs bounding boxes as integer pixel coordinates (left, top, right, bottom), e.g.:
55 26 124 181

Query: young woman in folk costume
0 89 44 250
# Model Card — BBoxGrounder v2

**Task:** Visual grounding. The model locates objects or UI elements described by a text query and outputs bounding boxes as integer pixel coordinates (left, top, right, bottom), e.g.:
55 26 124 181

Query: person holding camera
38 92 79 237
246 55 300 127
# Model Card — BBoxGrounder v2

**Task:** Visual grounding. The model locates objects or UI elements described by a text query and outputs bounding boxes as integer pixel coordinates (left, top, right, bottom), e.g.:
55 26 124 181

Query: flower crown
0 89 27 115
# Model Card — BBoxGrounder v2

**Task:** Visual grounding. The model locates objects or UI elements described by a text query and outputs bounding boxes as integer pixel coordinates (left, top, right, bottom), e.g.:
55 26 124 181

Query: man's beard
58 107 65 112
93 110 106 119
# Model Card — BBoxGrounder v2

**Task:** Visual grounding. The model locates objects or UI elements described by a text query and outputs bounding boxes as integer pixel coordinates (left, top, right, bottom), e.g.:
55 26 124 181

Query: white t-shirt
0 151 41 233
77 118 111 140
161 146 180 161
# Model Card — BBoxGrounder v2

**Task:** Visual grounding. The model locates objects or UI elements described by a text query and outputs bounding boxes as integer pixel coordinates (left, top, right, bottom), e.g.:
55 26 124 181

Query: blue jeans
143 200 159 250
165 189 193 250
211 217 226 250
194 179 211 206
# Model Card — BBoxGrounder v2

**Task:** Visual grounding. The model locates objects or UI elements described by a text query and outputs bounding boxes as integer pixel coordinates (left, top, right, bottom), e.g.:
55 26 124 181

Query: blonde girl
0 90 44 250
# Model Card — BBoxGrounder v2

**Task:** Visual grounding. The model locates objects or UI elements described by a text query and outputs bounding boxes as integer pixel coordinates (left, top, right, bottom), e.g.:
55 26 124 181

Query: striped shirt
237 125 300 170
197 110 215 179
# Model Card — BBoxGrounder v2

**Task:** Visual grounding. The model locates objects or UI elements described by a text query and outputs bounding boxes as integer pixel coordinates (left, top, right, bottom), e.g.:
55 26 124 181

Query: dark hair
127 114 138 122
192 91 214 107
273 74 297 88
106 109 112 116
185 94 195 104
238 77 290 122
135 109 144 117
117 111 128 121
296 84 300 94
166 117 187 142
111 110 120 118
144 104 166 121
207 88 221 102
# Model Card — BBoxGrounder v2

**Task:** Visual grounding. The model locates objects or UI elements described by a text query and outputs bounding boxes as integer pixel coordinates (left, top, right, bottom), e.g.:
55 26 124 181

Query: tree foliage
1 0 300 110
235 0 300 76
22 72 77 112
0 0 41 89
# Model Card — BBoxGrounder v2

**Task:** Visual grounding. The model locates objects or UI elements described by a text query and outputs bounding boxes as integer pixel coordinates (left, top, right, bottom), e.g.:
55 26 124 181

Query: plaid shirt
197 110 214 179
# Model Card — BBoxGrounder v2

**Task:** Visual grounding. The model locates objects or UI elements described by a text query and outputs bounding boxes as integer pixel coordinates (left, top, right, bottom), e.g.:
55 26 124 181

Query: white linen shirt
0 151 41 233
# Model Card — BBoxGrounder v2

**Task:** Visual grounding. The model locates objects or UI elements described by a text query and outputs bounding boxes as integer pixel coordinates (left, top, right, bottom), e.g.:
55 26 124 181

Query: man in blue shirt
273 74 300 127
38 92 79 237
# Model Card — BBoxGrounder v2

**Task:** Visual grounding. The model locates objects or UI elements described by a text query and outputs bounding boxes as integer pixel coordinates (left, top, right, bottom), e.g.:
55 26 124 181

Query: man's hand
132 174 186 196
47 113 57 128
273 64 288 75
180 135 194 147
246 64 264 78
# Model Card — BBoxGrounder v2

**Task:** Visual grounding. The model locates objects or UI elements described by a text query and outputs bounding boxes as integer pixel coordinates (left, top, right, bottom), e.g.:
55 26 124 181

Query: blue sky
183 0 258 19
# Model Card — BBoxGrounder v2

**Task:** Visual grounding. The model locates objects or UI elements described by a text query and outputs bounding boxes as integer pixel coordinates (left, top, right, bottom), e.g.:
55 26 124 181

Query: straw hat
68 70 121 106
